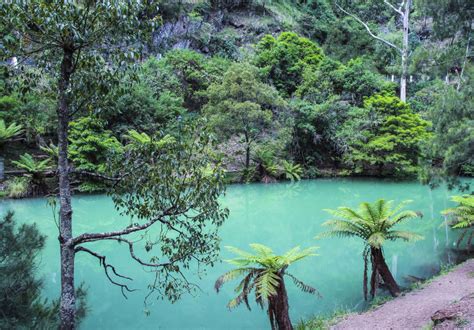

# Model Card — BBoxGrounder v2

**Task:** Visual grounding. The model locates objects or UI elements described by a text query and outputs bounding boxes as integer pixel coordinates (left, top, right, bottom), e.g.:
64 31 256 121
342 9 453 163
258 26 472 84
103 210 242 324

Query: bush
255 32 324 95
5 176 30 199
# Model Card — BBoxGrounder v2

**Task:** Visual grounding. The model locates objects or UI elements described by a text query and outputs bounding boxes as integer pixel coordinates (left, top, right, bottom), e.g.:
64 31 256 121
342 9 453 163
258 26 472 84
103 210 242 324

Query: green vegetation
0 119 22 144
1 1 472 187
319 199 423 299
0 211 87 328
215 244 318 329
3 176 29 199
295 309 350 330
204 63 286 170
442 195 474 248
11 153 51 195
0 0 472 327
256 32 324 95
343 93 431 176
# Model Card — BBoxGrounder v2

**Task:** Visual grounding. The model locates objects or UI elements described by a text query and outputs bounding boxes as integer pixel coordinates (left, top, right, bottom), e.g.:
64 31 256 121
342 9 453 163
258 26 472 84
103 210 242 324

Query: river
0 178 466 329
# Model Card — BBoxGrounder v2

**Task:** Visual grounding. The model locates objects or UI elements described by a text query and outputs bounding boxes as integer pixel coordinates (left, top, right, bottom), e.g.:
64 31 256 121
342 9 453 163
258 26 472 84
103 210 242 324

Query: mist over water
0 178 467 329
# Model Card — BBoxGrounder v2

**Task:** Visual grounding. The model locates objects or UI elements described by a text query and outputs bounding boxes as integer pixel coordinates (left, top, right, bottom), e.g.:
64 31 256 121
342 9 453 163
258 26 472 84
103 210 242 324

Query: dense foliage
1 0 472 191
0 1 472 327
0 211 87 328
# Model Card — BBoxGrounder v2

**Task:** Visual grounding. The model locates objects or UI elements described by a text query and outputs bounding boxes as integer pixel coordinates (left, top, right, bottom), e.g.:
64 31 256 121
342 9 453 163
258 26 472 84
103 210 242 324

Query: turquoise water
0 178 466 329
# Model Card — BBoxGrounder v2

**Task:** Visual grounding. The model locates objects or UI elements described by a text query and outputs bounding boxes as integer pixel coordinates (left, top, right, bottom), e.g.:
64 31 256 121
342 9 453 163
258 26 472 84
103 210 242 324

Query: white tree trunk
400 0 411 102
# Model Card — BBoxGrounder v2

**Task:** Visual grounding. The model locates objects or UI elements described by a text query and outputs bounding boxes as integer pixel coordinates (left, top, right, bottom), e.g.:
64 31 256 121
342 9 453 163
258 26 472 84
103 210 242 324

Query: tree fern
442 195 474 247
12 153 51 174
215 244 318 328
318 199 423 299
282 160 302 181
0 120 23 145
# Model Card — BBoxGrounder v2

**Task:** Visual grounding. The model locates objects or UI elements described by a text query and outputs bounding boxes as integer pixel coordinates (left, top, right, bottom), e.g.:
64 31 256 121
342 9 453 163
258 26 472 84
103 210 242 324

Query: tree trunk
371 248 400 297
268 275 293 330
400 0 411 102
244 132 250 170
58 48 76 330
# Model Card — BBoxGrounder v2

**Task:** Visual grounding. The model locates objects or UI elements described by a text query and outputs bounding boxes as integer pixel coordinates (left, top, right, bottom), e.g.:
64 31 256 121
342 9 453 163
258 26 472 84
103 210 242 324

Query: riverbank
331 259 474 329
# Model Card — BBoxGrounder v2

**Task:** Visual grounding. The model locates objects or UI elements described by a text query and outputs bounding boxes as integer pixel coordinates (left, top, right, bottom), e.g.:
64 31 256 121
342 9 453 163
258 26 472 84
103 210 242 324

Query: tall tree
204 62 286 171
336 0 412 102
1 2 228 329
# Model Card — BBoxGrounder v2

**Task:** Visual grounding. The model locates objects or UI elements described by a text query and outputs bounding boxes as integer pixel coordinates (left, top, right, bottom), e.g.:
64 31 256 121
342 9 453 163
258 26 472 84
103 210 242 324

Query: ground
332 259 474 330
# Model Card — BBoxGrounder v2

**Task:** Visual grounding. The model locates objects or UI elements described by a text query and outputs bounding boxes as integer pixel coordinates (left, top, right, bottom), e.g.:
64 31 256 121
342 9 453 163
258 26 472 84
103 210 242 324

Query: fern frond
255 270 280 301
215 268 255 293
285 273 320 297
249 243 273 257
282 246 318 265
386 230 423 242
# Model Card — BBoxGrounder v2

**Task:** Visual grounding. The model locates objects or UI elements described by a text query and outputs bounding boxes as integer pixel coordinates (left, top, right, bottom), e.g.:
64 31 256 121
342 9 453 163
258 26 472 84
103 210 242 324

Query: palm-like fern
282 160 302 181
12 153 51 174
253 148 279 183
318 199 423 299
40 142 59 162
0 120 23 145
124 130 152 144
442 195 474 247
215 244 318 329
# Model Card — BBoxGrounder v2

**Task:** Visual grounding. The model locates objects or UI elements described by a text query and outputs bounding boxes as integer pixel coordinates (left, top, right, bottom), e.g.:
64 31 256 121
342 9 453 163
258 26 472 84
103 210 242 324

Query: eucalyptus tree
1 2 228 329
215 244 318 330
318 199 423 299
336 0 412 102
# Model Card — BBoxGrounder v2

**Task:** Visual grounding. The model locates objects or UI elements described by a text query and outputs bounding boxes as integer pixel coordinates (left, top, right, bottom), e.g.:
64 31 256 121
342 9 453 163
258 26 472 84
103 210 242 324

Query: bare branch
103 237 173 268
384 0 403 16
75 246 136 298
71 206 185 245
335 3 402 54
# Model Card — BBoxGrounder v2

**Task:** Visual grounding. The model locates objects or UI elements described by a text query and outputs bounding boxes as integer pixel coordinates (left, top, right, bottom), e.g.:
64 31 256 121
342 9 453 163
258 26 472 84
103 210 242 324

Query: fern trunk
371 247 400 298
268 275 293 330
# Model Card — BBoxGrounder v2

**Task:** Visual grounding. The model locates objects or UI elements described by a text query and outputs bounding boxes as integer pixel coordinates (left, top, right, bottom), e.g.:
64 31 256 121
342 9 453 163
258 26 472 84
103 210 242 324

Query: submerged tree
319 199 423 299
215 244 319 330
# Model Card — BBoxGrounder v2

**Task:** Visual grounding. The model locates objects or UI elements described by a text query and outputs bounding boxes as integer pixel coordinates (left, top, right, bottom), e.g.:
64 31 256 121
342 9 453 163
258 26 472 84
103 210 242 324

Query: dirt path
332 259 474 330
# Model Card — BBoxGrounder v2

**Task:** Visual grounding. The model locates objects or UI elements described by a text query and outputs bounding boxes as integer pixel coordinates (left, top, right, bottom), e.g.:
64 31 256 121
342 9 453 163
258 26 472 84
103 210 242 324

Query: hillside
0 0 472 195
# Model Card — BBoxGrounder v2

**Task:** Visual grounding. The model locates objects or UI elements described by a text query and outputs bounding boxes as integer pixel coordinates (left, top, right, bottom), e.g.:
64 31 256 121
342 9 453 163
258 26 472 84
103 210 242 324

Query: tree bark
58 48 76 330
269 275 293 330
400 0 411 102
244 132 250 170
371 248 400 297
